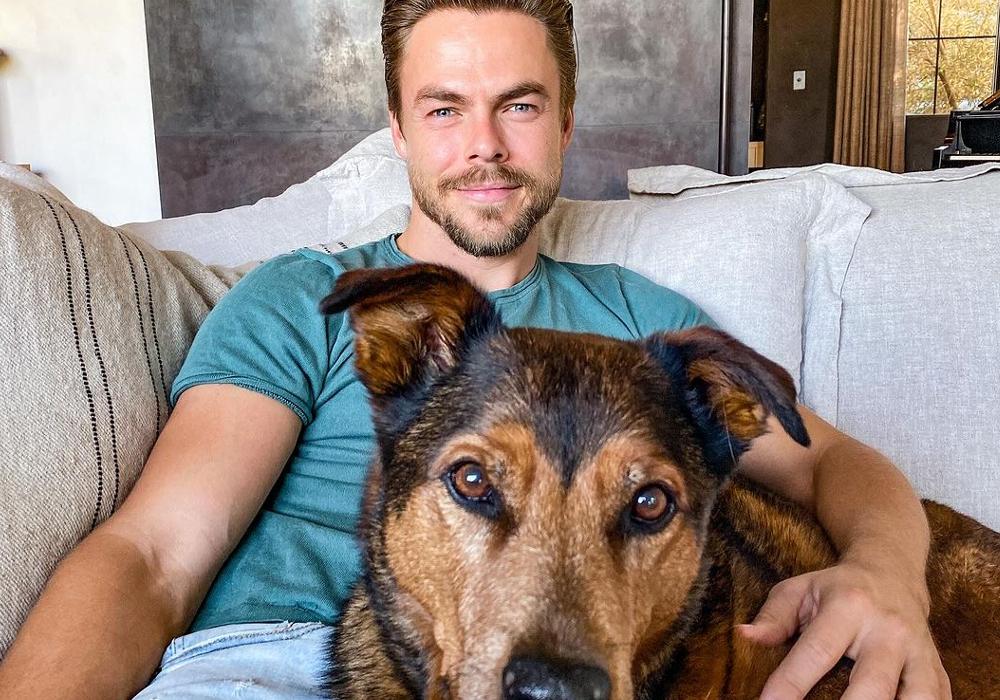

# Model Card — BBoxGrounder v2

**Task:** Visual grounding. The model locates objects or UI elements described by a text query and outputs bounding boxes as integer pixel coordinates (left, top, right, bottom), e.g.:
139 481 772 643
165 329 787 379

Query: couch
2 129 998 653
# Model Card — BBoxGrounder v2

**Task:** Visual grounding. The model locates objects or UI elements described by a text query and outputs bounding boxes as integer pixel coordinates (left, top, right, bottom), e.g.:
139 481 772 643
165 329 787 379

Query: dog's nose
502 655 611 700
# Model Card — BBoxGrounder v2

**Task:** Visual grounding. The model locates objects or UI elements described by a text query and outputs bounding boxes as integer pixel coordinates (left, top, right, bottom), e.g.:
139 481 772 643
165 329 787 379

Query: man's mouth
455 183 521 203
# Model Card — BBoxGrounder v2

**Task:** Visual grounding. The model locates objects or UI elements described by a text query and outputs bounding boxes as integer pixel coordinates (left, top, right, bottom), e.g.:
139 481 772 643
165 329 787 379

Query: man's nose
502 655 611 700
465 114 509 164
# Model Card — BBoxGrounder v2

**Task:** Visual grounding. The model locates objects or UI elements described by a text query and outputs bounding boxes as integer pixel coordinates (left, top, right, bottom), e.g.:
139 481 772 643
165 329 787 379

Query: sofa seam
832 207 865 429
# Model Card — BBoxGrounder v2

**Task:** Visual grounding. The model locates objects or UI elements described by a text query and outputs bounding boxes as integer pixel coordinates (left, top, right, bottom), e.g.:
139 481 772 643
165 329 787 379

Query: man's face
391 10 574 258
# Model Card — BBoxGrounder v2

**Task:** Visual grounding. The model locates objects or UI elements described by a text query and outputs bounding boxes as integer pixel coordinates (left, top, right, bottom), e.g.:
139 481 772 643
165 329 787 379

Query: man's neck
396 210 540 293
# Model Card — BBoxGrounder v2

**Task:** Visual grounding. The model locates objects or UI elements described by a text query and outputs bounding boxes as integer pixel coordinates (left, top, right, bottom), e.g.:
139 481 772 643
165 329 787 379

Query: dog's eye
450 461 492 500
627 484 677 533
444 460 503 520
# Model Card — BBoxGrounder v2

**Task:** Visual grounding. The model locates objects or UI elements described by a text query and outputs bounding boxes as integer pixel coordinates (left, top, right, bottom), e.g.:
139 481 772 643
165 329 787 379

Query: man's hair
382 0 577 117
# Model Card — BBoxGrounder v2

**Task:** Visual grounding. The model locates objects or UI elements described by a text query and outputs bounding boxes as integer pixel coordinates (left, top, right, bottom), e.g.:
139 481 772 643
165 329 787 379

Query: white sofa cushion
628 161 1000 199
0 164 242 653
833 174 1000 530
122 179 333 267
537 176 869 387
309 128 411 241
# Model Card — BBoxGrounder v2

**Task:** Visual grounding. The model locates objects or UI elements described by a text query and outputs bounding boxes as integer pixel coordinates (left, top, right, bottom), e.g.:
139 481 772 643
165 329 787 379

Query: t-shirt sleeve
170 253 341 425
616 266 718 335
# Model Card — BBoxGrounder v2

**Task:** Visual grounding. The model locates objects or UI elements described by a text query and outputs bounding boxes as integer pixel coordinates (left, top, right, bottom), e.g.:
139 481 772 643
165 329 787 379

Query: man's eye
508 103 535 113
431 108 454 118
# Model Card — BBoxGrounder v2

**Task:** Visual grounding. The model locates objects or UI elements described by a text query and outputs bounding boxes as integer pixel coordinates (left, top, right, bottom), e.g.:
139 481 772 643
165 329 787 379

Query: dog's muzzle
502 655 611 700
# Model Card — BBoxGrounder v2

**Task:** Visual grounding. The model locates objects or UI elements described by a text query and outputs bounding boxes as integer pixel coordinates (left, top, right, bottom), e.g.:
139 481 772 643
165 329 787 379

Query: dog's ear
644 327 809 477
320 264 502 402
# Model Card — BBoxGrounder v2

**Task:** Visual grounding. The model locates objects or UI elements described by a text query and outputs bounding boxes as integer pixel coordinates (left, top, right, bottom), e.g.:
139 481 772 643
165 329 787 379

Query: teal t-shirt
171 234 715 633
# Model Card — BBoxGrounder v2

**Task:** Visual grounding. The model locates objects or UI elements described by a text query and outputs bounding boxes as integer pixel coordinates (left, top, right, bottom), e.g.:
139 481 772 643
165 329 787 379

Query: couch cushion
539 175 869 388
832 174 1000 530
0 164 242 653
627 161 1000 199
122 179 333 268
309 128 411 237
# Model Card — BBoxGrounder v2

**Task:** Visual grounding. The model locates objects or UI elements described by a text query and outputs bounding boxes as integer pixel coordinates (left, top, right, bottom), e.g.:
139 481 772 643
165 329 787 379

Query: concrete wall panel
147 1 747 216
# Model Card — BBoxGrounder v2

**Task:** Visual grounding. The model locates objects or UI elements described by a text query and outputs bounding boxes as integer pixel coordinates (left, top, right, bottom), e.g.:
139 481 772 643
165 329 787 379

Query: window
906 0 1000 114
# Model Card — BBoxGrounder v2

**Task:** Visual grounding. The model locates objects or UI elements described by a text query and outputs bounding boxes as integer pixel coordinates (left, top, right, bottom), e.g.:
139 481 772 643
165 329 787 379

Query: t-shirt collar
382 233 542 302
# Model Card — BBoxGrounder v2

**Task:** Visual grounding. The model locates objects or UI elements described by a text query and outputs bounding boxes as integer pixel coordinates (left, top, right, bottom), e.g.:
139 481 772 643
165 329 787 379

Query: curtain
834 0 908 172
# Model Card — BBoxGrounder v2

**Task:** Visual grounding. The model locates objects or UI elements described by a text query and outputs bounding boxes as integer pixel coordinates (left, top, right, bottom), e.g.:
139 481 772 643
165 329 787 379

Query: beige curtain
834 0 908 172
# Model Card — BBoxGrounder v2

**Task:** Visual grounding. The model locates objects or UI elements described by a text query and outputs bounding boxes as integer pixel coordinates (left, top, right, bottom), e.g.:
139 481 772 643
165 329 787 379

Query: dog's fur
318 264 1000 700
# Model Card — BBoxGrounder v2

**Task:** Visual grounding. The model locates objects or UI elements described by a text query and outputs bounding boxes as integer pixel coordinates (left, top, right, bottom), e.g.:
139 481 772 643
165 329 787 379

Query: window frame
906 0 1000 114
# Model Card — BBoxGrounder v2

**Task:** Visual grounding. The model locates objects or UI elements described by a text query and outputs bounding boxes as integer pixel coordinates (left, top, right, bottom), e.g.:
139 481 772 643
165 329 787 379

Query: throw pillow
0 164 242 653
625 161 1000 530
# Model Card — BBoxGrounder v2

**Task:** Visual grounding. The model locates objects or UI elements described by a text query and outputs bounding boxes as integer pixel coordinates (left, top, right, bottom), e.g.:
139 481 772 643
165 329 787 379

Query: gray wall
146 1 751 216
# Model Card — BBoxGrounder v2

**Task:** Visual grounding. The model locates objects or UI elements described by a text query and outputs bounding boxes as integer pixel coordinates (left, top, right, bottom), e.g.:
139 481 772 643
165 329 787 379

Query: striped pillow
0 166 242 653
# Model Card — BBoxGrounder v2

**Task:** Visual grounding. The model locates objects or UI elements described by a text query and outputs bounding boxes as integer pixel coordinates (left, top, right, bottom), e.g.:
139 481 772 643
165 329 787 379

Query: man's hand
737 405 949 698
739 559 950 699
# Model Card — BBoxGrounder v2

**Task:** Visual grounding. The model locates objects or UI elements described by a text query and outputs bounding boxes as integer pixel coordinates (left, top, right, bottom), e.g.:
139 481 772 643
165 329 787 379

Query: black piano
933 88 1000 169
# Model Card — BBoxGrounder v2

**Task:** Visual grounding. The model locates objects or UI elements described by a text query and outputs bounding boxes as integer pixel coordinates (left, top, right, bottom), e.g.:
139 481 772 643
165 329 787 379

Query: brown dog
318 264 1000 700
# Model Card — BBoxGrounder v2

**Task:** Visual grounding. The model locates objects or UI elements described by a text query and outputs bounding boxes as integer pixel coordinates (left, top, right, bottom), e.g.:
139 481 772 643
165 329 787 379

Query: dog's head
321 264 808 700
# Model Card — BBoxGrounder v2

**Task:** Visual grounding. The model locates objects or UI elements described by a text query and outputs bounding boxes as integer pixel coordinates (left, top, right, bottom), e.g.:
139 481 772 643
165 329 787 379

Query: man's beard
410 161 562 258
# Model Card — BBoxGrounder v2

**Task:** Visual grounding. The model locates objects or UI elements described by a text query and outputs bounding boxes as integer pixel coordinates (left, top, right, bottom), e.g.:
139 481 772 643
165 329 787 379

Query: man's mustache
439 164 537 192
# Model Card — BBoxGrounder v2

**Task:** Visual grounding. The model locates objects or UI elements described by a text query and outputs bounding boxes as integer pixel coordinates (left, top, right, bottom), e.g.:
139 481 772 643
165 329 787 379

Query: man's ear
389 110 408 160
644 327 810 477
320 264 501 405
561 106 575 152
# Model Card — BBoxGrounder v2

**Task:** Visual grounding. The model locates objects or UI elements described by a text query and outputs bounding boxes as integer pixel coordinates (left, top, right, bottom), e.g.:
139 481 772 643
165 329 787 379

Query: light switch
793 70 806 91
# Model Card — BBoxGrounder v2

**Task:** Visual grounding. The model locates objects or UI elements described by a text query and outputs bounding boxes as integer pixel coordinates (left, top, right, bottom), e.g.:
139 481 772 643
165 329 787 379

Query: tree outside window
906 0 1000 114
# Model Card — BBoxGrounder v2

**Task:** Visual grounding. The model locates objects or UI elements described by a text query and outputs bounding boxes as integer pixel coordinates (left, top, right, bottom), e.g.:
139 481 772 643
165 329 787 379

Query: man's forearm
0 529 184 699
812 435 931 603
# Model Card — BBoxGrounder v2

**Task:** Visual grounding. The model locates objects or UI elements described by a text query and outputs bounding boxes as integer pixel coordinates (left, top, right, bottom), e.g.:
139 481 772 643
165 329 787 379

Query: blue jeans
133 622 333 699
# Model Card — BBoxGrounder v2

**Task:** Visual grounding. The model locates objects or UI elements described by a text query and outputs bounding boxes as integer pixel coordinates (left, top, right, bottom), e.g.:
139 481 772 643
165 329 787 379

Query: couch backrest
124 130 1000 529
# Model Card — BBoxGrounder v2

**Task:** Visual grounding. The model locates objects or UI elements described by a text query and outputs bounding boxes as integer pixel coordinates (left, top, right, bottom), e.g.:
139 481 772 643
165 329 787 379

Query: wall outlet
793 70 806 91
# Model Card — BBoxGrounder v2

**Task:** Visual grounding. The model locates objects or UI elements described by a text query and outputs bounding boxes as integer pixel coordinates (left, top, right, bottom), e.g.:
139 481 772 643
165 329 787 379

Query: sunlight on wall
0 0 161 224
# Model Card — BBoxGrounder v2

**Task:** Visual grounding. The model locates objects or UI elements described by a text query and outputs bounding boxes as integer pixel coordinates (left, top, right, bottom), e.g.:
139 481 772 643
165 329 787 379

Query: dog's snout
502 655 611 700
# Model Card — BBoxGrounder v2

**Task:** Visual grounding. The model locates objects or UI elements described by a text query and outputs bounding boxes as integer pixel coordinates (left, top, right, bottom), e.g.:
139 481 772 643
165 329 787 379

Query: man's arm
737 405 948 700
0 384 301 700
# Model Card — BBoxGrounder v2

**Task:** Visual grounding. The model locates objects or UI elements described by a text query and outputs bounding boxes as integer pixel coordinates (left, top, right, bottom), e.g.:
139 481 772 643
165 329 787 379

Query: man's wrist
839 540 932 613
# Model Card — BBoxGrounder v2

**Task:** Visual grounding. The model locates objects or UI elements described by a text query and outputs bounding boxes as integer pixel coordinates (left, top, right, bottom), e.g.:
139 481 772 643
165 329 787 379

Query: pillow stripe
116 231 164 432
133 242 168 419
40 194 104 530
60 202 121 515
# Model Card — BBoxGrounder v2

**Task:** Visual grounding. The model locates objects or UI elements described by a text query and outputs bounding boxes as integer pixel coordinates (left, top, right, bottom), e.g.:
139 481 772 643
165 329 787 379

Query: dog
318 264 1000 700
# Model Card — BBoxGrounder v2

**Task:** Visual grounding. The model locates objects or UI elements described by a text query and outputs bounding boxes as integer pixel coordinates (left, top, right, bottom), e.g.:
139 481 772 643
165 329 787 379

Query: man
0 2 949 699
